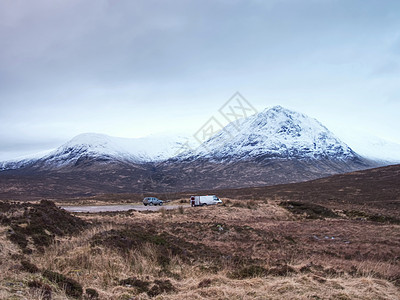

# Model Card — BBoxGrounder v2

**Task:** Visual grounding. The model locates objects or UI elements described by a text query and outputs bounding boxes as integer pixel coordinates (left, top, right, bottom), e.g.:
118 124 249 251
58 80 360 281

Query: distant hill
214 164 400 218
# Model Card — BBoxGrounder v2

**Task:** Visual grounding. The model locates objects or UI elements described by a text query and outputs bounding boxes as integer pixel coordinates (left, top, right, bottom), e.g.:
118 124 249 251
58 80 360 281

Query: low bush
269 265 296 276
20 260 40 273
279 201 338 219
198 278 212 288
3 200 87 251
229 264 297 279
119 277 176 297
9 230 28 249
85 288 99 299
228 265 269 279
28 280 52 300
147 279 176 297
43 270 83 298
119 277 151 294
344 210 400 224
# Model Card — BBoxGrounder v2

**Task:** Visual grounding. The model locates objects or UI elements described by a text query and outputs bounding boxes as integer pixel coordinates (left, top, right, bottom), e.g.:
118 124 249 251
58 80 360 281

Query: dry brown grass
0 199 399 299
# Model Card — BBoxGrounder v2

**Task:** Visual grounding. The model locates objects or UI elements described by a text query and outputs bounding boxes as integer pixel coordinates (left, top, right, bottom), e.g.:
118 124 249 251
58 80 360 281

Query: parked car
190 195 222 207
143 197 163 206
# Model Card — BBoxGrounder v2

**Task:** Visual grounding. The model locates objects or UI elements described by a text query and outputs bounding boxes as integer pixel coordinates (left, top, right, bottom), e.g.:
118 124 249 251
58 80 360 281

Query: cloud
371 61 400 77
1 0 400 160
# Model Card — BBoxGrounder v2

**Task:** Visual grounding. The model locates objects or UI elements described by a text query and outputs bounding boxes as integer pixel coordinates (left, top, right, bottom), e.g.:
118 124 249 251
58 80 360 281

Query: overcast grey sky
1 0 400 160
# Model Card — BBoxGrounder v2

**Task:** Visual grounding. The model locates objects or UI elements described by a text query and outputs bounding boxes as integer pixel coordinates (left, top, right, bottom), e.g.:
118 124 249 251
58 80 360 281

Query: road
61 204 190 213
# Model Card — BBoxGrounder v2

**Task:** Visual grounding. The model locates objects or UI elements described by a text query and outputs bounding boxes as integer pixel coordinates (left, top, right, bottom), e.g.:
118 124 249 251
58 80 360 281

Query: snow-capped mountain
0 106 375 172
182 106 356 161
0 105 382 196
0 133 193 170
40 133 192 168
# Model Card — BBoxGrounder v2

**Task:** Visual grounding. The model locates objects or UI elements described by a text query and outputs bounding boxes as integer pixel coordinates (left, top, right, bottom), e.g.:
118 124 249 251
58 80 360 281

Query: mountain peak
64 133 115 151
69 132 110 142
269 105 285 111
189 106 355 161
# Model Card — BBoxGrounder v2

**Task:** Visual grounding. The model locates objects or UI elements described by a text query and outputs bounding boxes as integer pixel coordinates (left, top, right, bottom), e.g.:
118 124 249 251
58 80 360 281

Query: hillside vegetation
0 196 399 299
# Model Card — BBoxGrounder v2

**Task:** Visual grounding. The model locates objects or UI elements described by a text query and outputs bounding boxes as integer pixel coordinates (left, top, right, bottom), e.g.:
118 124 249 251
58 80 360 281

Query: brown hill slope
0 156 376 200
213 163 400 218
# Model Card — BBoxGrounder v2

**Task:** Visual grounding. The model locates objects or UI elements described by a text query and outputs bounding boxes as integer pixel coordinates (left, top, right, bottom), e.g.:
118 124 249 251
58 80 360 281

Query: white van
190 195 222 207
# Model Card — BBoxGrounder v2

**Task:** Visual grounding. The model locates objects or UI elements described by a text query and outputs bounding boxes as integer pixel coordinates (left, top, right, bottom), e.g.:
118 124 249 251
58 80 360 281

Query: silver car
143 197 163 206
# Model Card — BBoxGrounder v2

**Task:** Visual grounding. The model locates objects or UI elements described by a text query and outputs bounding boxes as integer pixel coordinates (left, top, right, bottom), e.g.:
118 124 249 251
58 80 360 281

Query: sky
1 0 400 160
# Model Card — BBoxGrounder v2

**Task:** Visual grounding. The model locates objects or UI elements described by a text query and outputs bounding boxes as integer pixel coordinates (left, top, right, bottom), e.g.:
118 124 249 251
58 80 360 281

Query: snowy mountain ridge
0 105 394 171
0 133 193 170
184 105 355 161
